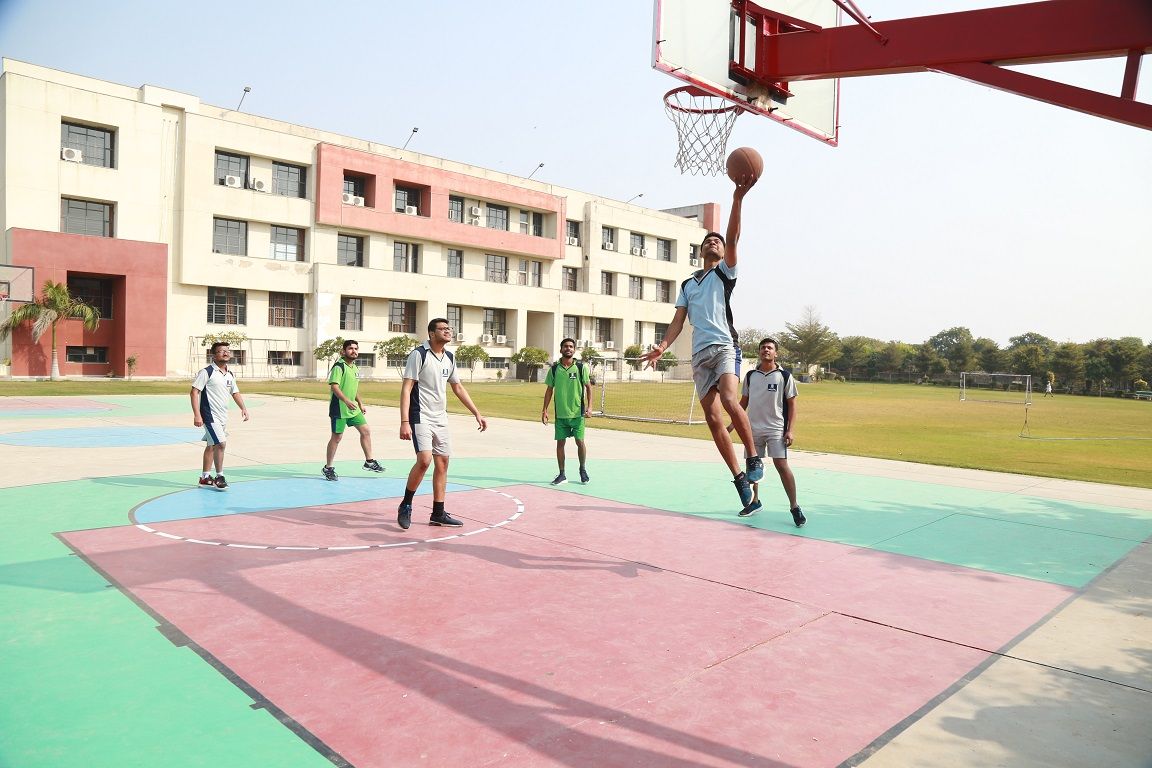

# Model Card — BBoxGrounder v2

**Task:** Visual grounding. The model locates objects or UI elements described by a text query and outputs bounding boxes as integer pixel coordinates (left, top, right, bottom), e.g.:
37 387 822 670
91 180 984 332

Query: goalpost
596 357 705 424
959 372 1032 405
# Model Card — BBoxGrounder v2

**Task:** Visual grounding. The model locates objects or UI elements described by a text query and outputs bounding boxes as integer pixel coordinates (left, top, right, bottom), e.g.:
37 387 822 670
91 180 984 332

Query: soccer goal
596 357 705 424
959 372 1032 405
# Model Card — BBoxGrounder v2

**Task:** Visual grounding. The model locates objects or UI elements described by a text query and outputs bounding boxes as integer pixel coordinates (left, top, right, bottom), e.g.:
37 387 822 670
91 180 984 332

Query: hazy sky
1 0 1148 347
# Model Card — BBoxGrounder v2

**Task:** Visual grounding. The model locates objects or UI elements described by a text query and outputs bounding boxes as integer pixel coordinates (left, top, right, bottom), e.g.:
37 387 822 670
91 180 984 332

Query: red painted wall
6 229 168 377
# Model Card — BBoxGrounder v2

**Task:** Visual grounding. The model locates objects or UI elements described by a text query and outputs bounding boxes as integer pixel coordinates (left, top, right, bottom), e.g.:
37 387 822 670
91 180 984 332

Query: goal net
959 372 1032 405
596 357 704 424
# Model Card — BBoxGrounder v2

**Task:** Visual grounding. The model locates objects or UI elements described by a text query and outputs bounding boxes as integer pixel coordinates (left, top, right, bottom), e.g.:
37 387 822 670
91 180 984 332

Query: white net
596 358 704 424
664 87 743 176
959 372 1032 405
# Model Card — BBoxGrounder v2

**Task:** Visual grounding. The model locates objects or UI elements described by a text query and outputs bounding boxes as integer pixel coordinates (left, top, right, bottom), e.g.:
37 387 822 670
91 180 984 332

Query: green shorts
554 417 585 441
331 412 367 434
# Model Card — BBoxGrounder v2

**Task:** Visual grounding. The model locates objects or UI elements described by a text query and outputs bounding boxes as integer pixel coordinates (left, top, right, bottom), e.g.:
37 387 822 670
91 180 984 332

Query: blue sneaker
746 455 765 483
733 473 754 509
397 502 412 530
739 500 762 517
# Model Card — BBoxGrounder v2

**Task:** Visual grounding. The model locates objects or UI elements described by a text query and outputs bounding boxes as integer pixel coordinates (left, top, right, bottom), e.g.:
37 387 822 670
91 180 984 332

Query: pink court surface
2 395 1151 767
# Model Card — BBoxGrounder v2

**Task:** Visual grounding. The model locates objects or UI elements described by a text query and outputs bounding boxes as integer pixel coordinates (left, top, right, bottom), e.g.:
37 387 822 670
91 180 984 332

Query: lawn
2 378 1149 488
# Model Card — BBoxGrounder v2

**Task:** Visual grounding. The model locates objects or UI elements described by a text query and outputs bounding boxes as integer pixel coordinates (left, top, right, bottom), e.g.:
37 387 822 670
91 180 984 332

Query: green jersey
545 360 590 419
328 359 360 419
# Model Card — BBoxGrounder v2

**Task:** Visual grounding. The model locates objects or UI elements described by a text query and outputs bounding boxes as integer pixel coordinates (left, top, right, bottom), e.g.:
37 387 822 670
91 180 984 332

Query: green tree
1106 336 1145 389
1010 344 1047 381
1083 339 1112 395
835 336 880 379
737 327 772 359
928 326 976 373
313 337 346 374
624 343 644 370
876 341 915 374
0 280 101 380
454 344 489 382
1008 332 1056 357
1049 341 1086 392
914 342 948 377
511 346 549 380
779 307 840 374
655 351 679 378
375 336 418 376
972 337 1007 373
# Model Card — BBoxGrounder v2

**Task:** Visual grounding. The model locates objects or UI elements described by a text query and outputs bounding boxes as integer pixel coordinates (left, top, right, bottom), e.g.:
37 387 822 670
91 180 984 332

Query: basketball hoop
663 86 747 176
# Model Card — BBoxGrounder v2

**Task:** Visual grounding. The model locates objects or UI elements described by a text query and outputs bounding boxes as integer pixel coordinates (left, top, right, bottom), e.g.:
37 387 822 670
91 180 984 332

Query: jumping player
190 341 249 490
542 338 592 485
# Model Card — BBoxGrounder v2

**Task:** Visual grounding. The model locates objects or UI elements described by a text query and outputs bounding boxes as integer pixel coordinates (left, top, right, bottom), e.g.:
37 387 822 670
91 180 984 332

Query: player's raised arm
725 182 753 269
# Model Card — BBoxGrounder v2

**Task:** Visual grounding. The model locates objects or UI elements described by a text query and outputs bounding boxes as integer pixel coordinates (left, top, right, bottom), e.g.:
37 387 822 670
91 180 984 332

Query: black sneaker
791 506 807 528
429 512 464 527
214 474 228 491
733 472 753 509
739 500 762 517
746 455 765 483
322 466 338 481
550 473 567 486
198 476 215 489
579 467 590 484
363 459 384 473
397 502 412 530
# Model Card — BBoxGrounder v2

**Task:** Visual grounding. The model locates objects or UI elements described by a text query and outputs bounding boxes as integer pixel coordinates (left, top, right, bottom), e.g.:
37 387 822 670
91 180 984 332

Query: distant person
397 318 488 529
190 341 249 490
639 179 764 513
542 338 592 485
322 340 384 480
1044 380 1053 397
731 337 805 527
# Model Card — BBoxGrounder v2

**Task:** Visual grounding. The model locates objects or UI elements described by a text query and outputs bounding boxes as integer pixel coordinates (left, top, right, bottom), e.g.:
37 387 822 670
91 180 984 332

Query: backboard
653 0 840 146
0 264 35 304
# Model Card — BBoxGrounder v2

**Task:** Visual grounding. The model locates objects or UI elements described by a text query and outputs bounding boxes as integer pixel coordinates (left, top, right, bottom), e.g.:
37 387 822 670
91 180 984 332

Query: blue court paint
0 427 203 448
133 477 474 523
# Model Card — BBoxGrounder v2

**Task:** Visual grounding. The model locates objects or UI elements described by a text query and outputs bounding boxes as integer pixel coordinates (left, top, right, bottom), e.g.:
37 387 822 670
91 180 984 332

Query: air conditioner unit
224 175 244 188
249 177 267 192
630 247 642 256
640 248 649 257
605 340 616 350
342 193 365 207
602 243 615 251
495 335 507 344
61 147 83 163
404 205 418 216
469 206 483 217
480 333 493 343
689 256 701 266
565 236 579 246
577 339 588 348
469 216 482 225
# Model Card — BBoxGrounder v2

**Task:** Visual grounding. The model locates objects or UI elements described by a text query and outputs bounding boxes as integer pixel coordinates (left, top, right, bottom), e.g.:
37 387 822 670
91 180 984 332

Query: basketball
725 147 764 184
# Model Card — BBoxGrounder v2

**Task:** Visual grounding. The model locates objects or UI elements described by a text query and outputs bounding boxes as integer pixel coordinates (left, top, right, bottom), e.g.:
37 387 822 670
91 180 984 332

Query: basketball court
2 393 1150 767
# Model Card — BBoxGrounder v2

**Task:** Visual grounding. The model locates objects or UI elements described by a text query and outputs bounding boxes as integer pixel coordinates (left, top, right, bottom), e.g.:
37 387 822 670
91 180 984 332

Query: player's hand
541 410 549 425
476 415 488 432
584 409 592 418
193 415 203 427
784 431 794 446
639 347 663 370
241 409 250 422
400 423 412 441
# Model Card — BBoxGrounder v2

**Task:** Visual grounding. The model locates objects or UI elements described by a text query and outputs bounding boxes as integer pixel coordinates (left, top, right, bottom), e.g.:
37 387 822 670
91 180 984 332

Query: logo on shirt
442 367 450 377
568 371 578 380
766 383 779 392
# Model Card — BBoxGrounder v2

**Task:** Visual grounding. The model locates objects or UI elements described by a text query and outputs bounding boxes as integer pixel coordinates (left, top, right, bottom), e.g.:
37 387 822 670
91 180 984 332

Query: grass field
2 379 1149 488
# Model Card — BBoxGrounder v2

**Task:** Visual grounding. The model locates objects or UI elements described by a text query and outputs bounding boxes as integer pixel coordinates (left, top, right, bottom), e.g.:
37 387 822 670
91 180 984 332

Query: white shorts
753 433 787 460
691 343 741 396
412 421 451 456
203 421 228 445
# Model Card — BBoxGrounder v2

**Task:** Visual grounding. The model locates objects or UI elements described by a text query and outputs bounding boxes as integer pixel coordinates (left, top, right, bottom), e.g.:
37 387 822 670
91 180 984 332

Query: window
215 151 249 185
485 254 508 283
690 244 699 264
448 195 464 223
393 242 419 273
483 308 506 337
596 318 612 344
213 218 247 255
268 351 302 366
515 259 530 286
268 292 304 328
447 305 462 333
655 322 669 346
515 259 542 287
657 280 672 303
270 226 305 262
61 122 114 168
273 162 307 198
562 267 579 291
483 357 509 370
566 220 581 243
629 275 643 300
519 211 543 236
602 226 616 249
601 271 615 296
563 315 579 341
67 276 114 319
351 353 375 368
66 346 108 363
530 261 542 287
657 238 672 262
207 287 247 325
486 204 509 230
630 232 646 254
390 300 416 333
395 185 421 214
634 320 643 345
340 297 363 331
447 249 463 278
338 234 364 267
61 199 113 237
344 177 365 197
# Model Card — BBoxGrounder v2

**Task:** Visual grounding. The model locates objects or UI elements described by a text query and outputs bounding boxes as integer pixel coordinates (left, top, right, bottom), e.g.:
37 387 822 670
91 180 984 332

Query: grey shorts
202 421 227 445
412 421 451 456
692 343 742 396
753 433 788 460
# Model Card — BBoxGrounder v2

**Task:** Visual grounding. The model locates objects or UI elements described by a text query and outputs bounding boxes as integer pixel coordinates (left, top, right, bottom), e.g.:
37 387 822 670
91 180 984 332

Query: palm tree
0 280 101 380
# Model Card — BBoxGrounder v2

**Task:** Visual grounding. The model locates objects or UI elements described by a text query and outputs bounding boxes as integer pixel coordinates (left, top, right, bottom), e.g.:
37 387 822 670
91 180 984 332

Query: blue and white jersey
192 364 239 424
675 261 738 355
403 341 460 425
742 366 796 435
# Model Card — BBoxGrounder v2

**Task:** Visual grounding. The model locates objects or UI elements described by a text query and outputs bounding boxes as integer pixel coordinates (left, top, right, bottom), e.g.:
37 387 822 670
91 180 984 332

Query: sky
0 0 1148 347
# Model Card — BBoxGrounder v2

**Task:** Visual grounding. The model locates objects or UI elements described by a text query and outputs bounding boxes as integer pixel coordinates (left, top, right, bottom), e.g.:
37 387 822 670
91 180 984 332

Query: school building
0 59 720 379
